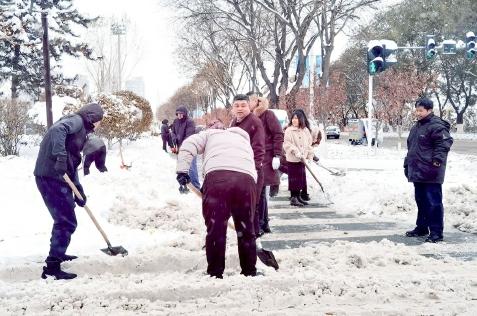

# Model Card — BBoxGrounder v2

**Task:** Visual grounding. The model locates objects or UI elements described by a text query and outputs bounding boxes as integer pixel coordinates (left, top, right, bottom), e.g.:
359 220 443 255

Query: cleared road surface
327 136 477 156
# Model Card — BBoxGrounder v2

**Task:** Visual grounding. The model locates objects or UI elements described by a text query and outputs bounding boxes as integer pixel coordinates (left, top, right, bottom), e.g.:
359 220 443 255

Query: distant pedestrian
404 98 453 243
160 119 173 152
171 106 200 190
34 103 104 280
283 110 315 207
176 120 258 278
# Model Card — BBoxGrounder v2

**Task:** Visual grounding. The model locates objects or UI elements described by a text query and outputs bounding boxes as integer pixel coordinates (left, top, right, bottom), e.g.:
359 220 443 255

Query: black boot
290 196 304 207
61 254 78 262
300 191 311 201
269 185 279 198
405 227 429 237
41 260 77 280
425 233 443 243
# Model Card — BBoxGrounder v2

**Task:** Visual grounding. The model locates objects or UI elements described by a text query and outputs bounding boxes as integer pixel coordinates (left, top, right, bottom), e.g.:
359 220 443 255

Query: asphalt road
327 136 477 156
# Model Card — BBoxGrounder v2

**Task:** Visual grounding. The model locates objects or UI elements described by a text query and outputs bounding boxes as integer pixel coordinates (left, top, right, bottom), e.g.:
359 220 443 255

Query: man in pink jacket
176 120 258 278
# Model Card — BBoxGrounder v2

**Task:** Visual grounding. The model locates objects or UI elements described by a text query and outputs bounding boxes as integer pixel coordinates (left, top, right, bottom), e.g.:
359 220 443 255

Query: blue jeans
189 156 200 190
414 182 444 236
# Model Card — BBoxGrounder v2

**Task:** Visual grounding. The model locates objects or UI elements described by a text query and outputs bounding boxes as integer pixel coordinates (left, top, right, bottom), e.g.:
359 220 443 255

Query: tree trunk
11 45 20 100
456 112 464 133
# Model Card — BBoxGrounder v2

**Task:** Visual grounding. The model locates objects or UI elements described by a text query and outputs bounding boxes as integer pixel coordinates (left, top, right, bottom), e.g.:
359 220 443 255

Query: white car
325 125 341 139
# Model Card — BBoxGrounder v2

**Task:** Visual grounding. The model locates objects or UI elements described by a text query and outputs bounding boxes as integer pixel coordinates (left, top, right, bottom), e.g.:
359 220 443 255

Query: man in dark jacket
404 98 453 243
171 106 200 190
249 92 284 235
230 94 265 238
34 103 104 280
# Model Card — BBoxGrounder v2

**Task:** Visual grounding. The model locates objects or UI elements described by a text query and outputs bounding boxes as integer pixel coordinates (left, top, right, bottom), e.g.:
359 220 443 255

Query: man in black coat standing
34 103 104 280
404 98 453 243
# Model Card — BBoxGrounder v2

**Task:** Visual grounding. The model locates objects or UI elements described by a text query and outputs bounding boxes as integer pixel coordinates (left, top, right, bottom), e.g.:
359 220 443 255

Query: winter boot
425 233 443 243
41 260 77 280
269 185 279 198
290 196 304 207
61 254 78 262
300 192 311 201
405 227 429 237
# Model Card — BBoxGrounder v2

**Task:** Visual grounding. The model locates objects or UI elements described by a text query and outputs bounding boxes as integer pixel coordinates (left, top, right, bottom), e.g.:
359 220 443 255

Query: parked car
325 125 341 139
269 109 289 129
347 118 383 146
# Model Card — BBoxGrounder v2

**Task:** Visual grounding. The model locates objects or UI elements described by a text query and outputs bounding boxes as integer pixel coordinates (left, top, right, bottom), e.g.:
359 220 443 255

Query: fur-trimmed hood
253 98 269 117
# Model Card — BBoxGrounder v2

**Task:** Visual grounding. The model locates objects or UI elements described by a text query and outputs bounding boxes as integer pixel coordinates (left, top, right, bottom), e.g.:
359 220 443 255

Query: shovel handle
63 174 112 248
302 159 325 193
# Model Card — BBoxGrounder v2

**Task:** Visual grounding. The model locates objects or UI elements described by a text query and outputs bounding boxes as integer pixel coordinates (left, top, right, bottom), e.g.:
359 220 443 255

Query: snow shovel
303 159 334 204
186 183 279 270
314 161 346 176
63 174 128 257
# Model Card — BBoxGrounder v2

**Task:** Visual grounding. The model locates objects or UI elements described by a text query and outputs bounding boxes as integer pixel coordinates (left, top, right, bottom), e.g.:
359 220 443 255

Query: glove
313 156 319 162
176 172 191 186
54 156 68 176
74 184 87 207
272 156 280 170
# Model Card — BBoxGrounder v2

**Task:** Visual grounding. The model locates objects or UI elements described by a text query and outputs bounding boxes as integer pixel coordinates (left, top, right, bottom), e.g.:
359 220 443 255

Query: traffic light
425 36 437 60
465 31 476 60
367 40 384 75
367 40 397 75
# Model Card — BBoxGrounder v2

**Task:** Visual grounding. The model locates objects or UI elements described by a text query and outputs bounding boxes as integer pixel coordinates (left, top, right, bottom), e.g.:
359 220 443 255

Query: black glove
176 173 190 186
313 156 319 162
54 156 68 176
74 184 87 207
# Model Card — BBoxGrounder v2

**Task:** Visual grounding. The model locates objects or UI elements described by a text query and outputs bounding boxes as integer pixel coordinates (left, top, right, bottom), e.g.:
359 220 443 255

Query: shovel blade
101 246 128 256
257 248 279 270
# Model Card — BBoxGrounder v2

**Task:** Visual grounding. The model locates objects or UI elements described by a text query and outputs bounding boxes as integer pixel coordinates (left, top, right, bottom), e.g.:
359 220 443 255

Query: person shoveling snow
176 119 269 278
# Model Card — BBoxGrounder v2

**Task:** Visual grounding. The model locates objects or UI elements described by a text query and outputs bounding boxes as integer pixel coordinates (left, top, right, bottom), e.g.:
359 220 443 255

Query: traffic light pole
367 75 373 153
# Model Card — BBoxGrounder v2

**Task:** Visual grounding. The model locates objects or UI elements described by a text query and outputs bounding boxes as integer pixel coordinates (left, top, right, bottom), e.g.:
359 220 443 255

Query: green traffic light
369 62 378 75
466 50 476 60
426 50 436 60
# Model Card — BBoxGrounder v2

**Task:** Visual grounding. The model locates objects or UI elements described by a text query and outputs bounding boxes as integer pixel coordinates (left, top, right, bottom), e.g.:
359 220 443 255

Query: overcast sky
70 0 185 108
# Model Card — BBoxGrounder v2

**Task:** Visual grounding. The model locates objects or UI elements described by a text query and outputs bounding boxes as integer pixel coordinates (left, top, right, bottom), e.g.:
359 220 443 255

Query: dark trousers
257 186 269 232
202 170 257 277
414 182 444 236
36 176 77 262
162 139 168 152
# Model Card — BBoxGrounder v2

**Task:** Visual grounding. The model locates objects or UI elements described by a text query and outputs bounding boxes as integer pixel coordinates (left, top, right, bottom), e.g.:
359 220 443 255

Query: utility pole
111 21 127 91
41 11 53 128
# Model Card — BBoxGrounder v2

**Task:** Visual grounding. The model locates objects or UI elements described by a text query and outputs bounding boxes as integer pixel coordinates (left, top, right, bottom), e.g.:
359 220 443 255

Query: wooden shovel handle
63 174 112 247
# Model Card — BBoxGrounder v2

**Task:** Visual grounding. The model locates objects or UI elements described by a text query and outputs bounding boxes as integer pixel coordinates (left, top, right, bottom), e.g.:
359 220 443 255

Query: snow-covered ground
1 136 476 314
314 141 477 235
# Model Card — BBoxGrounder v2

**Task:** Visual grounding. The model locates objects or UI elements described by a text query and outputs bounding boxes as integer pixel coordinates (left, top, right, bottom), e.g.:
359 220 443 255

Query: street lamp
111 21 127 91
